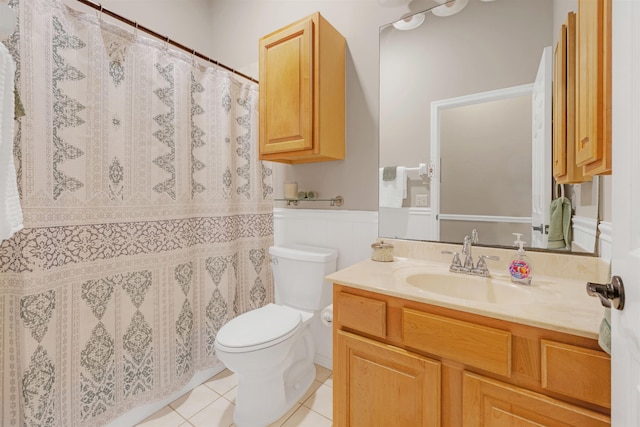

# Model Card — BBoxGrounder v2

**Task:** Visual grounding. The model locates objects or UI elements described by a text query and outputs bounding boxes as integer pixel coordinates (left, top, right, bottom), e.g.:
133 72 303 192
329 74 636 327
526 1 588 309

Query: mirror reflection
378 0 599 254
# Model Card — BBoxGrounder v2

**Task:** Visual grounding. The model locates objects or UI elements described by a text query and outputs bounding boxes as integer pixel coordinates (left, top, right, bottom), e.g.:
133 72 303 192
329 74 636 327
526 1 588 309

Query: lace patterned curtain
0 0 274 425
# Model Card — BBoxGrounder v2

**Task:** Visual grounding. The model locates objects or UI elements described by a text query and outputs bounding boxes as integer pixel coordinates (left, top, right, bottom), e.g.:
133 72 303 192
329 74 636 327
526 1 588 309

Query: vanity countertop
327 257 605 340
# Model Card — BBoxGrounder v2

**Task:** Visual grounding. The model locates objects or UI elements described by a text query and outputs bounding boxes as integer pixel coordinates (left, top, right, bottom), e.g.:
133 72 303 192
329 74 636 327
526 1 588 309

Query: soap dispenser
508 233 533 286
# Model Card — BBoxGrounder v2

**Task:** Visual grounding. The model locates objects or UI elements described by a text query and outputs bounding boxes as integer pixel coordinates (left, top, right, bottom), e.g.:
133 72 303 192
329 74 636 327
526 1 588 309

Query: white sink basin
399 270 534 305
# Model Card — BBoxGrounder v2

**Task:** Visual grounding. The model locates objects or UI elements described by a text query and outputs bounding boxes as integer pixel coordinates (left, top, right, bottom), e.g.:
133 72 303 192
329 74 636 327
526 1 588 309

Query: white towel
379 166 407 208
0 43 23 242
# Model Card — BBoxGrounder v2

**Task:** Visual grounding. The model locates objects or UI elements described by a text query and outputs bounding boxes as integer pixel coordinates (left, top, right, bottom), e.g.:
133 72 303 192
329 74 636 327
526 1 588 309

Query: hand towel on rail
379 166 406 208
547 196 571 250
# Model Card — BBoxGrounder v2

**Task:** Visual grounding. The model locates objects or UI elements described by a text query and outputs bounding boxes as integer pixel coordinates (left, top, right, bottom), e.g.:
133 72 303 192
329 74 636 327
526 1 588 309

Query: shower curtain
0 0 274 425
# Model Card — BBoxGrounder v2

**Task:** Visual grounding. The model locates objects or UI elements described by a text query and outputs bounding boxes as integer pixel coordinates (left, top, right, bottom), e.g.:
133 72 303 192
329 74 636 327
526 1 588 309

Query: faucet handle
476 254 499 269
441 250 462 268
471 229 479 244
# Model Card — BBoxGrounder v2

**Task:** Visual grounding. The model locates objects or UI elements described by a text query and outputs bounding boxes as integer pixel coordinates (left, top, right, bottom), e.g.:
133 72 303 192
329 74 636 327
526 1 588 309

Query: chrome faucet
462 235 474 270
443 229 499 277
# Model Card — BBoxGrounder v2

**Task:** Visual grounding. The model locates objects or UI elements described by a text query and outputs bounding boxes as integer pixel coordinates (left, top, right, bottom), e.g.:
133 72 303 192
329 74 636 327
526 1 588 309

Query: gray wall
205 0 412 211
90 0 214 55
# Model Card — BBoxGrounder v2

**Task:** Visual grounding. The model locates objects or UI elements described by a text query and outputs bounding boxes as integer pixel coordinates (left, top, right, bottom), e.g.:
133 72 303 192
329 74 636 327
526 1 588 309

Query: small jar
371 241 394 262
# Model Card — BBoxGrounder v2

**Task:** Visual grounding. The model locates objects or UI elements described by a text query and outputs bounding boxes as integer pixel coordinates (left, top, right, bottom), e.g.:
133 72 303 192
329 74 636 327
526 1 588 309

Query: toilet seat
215 304 304 353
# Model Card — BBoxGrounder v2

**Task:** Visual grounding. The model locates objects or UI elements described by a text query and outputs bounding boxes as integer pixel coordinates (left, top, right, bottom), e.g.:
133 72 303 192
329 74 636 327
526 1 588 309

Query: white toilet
214 243 338 427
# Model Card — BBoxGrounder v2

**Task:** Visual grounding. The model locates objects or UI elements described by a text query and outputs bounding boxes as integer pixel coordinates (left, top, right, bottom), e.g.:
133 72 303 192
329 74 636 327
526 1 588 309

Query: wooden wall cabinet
258 12 345 164
575 0 612 175
333 285 611 426
553 12 590 184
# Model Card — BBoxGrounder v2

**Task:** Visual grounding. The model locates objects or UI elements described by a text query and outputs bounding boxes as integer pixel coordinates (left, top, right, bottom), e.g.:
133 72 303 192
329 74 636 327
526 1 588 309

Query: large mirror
379 0 600 254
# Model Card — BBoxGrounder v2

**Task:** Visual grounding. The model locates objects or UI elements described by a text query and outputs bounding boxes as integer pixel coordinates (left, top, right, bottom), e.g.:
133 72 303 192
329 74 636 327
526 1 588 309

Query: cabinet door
334 330 441 427
576 0 611 175
259 17 313 156
554 12 590 184
463 372 610 427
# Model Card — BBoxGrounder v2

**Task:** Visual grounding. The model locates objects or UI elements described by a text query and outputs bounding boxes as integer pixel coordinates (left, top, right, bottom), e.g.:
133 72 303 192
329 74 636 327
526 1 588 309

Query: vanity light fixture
392 13 425 30
431 0 469 17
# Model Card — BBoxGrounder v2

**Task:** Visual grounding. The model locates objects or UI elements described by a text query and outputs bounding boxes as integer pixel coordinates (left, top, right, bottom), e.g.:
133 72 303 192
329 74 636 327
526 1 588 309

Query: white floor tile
322 375 333 389
267 403 301 427
281 406 332 427
135 405 186 427
222 386 237 404
188 397 235 427
169 384 221 420
144 368 334 427
301 383 332 420
205 369 238 395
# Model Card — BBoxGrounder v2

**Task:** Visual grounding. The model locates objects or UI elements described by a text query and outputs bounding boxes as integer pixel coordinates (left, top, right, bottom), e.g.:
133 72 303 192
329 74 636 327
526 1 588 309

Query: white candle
284 182 298 199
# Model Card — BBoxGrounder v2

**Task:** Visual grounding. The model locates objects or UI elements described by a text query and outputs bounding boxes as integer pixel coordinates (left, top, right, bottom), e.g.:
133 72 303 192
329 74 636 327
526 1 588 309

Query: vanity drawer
336 292 386 338
541 340 611 408
403 308 512 377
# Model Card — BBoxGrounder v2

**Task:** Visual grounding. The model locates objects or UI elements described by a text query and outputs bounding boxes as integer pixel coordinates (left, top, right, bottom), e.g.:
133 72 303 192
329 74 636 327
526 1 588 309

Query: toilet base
234 362 315 427
222 327 317 427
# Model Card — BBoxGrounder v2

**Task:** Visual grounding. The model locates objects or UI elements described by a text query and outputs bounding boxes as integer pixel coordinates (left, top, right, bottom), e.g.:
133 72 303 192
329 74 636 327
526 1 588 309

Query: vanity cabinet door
463 372 610 427
575 0 611 175
334 330 441 427
258 12 345 164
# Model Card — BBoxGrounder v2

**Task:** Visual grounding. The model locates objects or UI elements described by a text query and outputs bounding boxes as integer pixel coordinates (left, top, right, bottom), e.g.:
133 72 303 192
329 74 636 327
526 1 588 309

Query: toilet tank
269 244 338 311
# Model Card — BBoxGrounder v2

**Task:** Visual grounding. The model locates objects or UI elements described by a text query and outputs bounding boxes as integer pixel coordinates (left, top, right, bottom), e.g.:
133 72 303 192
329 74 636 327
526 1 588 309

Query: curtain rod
74 0 258 84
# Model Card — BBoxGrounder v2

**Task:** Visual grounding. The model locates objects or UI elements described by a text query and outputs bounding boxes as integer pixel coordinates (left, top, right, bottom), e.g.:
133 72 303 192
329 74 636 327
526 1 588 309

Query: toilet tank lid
269 244 337 263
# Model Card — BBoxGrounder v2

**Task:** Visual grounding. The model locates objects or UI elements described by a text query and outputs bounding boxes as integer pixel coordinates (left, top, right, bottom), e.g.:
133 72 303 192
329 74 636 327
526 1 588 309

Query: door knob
586 276 625 310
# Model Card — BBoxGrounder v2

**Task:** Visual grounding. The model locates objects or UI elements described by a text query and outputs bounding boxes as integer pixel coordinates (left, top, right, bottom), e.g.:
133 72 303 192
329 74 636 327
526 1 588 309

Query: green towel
382 166 397 181
598 307 611 355
547 197 572 250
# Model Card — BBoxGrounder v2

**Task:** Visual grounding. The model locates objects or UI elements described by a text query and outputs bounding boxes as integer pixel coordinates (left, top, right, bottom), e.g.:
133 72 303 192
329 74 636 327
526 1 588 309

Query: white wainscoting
378 207 431 241
572 215 599 253
273 208 378 369
273 208 379 270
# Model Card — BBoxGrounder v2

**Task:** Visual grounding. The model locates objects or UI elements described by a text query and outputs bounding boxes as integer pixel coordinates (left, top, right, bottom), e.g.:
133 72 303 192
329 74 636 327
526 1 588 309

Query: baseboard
314 353 333 371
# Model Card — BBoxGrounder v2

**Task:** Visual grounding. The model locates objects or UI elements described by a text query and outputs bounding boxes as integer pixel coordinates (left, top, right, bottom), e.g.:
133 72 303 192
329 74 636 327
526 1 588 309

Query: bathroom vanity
329 249 611 426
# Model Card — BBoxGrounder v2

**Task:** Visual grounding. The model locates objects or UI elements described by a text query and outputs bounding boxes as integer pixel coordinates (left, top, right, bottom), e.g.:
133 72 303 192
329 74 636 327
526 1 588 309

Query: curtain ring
133 21 138 38
164 35 169 51
191 49 196 66
97 3 103 21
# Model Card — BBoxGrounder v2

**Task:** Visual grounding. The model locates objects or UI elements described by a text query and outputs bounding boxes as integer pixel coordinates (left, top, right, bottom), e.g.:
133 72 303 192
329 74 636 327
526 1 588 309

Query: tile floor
135 364 333 427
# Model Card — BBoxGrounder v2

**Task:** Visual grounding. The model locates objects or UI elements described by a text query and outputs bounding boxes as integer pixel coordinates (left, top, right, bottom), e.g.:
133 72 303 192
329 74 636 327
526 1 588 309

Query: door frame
429 83 536 241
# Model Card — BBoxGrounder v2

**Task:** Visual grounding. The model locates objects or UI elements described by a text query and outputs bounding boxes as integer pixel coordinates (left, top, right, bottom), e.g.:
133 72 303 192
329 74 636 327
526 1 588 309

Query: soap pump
508 233 533 286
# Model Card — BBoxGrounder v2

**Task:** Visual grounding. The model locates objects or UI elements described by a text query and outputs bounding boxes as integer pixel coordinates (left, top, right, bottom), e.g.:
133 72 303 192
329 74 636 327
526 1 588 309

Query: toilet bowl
214 244 337 427
215 304 315 426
